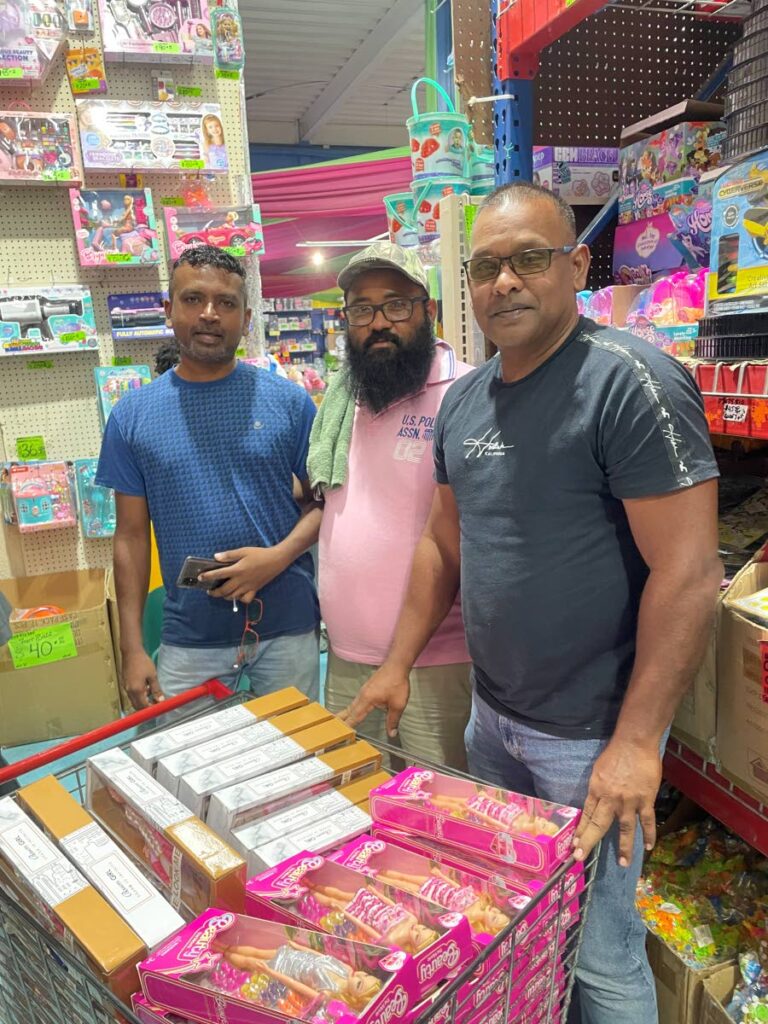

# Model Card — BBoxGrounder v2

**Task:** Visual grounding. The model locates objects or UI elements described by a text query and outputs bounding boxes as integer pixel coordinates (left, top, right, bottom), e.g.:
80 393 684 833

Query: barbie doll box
130 687 308 776
138 908 421 1024
369 769 581 875
245 854 475 1002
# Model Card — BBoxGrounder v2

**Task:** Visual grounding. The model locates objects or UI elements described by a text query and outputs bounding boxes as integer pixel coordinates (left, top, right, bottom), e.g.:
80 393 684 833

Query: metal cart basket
0 684 598 1024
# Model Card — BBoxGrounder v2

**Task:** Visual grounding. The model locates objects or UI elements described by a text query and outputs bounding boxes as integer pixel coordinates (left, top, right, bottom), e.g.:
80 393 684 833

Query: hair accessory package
77 99 228 173
138 908 420 1024
73 458 116 538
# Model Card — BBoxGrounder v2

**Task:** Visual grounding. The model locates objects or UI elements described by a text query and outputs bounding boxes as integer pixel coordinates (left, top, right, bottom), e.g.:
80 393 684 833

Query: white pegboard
440 193 488 368
0 13 257 581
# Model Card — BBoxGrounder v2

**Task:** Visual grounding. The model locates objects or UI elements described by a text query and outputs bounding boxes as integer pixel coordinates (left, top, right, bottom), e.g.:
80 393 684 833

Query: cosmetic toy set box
0 111 83 184
0 0 66 85
137 908 422 1024
76 99 228 173
368 769 580 875
98 0 214 65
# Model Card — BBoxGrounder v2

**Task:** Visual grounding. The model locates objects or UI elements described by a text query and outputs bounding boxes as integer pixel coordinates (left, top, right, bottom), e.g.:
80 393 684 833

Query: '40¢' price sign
8 622 78 670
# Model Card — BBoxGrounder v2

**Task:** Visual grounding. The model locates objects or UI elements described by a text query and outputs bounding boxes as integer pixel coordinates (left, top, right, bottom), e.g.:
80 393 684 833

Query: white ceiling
242 0 426 149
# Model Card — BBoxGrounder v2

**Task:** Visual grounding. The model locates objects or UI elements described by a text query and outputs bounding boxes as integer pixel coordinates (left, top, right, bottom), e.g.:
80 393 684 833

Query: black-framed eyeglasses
463 246 577 283
343 296 429 327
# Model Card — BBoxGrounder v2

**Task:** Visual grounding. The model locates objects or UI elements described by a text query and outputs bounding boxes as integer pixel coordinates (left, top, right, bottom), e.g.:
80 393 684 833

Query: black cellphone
176 556 234 590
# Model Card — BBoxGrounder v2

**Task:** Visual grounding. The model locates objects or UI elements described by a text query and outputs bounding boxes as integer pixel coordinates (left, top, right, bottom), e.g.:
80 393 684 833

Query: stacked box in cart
0 111 83 184
369 768 580 874
0 284 98 355
98 0 214 64
708 150 768 307
533 146 617 204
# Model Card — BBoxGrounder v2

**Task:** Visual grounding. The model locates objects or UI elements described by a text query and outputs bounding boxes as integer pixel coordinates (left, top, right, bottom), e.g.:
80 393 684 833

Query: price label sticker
179 159 204 169
16 436 47 462
28 360 53 369
72 77 100 93
176 85 202 97
161 196 185 206
226 246 246 257
8 623 77 670
153 42 181 53
106 253 133 263
215 69 240 81
52 169 72 181
112 356 132 366
59 331 86 343
0 68 23 79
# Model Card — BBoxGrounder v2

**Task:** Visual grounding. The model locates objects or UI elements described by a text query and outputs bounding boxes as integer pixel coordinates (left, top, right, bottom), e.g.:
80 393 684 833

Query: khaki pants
326 650 472 771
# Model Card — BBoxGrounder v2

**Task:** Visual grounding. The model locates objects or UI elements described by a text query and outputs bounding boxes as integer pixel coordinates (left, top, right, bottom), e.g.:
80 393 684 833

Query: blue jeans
157 629 320 704
465 692 658 1024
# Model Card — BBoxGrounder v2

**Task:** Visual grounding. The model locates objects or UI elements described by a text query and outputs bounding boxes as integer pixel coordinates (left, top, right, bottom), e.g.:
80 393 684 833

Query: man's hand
200 547 288 605
338 664 411 738
121 648 164 710
572 738 662 867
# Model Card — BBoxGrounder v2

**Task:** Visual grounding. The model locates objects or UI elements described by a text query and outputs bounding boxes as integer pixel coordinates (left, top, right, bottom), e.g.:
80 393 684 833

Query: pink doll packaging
246 853 475 1002
369 769 580 875
138 907 420 1024
132 993 194 1022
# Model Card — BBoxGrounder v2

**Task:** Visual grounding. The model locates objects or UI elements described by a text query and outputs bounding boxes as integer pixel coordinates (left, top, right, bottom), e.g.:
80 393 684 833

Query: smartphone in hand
176 556 234 590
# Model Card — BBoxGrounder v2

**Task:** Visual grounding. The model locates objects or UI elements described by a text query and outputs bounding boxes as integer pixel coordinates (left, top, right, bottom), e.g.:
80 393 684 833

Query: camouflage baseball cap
338 241 429 294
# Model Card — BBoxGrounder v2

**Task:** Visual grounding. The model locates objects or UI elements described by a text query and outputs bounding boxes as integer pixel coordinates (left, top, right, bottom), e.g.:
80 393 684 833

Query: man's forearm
385 533 460 672
274 504 322 569
114 529 151 654
613 557 722 748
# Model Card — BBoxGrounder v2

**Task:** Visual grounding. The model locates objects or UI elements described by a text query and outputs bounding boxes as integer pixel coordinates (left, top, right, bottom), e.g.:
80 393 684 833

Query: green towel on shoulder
307 368 356 490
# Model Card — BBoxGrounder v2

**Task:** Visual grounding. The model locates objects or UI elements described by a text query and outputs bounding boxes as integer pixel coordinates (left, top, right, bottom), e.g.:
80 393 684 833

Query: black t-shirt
433 318 719 739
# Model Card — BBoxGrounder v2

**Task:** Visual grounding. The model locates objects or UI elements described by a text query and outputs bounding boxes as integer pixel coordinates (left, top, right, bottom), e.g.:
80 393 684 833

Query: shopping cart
0 685 598 1024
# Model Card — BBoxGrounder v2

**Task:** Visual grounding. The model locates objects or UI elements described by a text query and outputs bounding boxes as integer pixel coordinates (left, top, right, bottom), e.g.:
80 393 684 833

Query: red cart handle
0 678 233 786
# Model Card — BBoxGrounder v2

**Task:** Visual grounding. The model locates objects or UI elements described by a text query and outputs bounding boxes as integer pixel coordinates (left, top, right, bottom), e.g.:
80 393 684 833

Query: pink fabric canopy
252 154 412 297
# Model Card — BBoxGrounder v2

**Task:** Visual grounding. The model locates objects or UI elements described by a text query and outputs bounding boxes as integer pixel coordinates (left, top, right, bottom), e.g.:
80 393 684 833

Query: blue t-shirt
96 362 319 648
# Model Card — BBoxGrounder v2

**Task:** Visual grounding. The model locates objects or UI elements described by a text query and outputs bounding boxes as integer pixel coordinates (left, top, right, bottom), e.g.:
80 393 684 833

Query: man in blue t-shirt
342 184 722 1024
97 246 320 710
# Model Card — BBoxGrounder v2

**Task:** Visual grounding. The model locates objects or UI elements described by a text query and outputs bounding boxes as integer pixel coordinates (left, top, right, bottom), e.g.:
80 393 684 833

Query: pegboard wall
0 11 256 581
452 0 494 143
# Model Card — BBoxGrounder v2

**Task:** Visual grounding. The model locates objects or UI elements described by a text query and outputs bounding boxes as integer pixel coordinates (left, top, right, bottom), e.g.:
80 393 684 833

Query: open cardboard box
699 964 740 1024
0 569 120 746
647 931 735 1024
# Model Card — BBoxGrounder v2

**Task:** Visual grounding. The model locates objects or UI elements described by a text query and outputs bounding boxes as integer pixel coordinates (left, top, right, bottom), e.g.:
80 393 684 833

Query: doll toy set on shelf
70 187 161 266
1 459 116 538
0 111 83 184
0 284 98 355
163 202 263 259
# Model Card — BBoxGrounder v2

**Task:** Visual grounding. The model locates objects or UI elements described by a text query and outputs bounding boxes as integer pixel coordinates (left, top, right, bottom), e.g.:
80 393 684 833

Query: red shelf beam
497 0 609 79
663 737 768 856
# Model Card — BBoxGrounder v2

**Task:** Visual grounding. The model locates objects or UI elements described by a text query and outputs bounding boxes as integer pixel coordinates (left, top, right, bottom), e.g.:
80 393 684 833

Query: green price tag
28 360 53 369
161 196 185 206
215 69 240 81
0 68 23 79
52 169 71 181
153 42 181 53
16 436 47 462
464 203 477 242
179 159 204 169
8 622 77 670
106 253 132 263
59 330 86 343
176 85 202 97
72 77 100 92
226 246 246 257
112 355 132 366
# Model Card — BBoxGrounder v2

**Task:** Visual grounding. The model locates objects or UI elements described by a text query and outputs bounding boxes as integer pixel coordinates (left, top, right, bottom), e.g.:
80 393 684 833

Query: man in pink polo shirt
309 242 473 769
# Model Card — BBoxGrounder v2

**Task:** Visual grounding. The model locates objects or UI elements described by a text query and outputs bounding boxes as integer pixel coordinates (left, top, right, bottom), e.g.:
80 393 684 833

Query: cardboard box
157 701 331 796
206 738 383 838
717 555 768 802
0 797 145 1004
130 686 309 776
700 964 739 1024
671 602 720 760
87 747 245 917
647 931 734 1024
19 775 184 950
0 569 121 746
177 718 355 820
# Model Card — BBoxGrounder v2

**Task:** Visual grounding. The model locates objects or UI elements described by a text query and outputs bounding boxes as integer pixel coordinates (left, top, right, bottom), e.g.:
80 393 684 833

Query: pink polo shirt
319 341 472 668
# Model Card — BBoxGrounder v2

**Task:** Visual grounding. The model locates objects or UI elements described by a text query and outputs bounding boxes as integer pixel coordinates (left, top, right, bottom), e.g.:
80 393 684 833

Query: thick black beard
346 318 436 414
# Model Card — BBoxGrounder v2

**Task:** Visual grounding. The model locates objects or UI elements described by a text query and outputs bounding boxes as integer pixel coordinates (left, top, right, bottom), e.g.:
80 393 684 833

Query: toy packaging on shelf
205 738 383 839
130 687 309 776
369 769 581 875
18 775 185 950
70 188 161 267
6 461 77 533
97 0 213 64
163 202 264 259
0 283 98 355
94 364 152 428
0 0 66 85
708 149 768 310
86 747 246 916
624 268 707 357
108 291 173 342
73 457 116 538
65 45 107 96
76 99 228 172
533 146 618 204
211 5 244 73
246 852 475 1001
614 206 712 285
138 908 420 1024
0 797 145 1004
0 111 83 184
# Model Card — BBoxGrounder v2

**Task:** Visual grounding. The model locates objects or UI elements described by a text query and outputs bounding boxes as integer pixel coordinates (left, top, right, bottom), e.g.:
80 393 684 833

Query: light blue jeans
157 629 320 705
465 692 658 1024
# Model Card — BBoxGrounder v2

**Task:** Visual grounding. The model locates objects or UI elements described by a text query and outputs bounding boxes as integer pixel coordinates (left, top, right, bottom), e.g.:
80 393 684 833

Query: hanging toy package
211 2 245 75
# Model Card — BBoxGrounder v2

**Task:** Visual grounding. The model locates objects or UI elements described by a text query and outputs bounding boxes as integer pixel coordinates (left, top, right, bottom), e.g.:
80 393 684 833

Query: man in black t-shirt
341 183 722 1024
